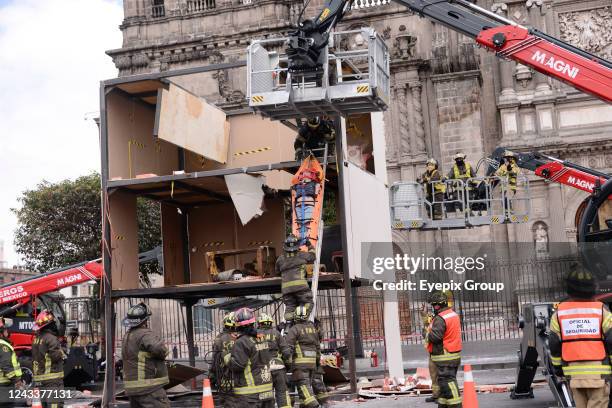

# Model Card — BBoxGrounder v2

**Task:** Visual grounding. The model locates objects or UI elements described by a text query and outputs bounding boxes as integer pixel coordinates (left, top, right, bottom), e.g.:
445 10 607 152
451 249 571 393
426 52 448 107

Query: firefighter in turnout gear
258 313 292 408
295 117 335 160
212 312 238 408
121 302 170 408
549 267 612 408
418 159 446 220
285 305 321 408
0 317 23 407
277 234 316 322
447 153 476 213
421 304 440 403
312 318 329 406
227 308 275 408
495 150 521 215
32 310 66 408
427 291 462 408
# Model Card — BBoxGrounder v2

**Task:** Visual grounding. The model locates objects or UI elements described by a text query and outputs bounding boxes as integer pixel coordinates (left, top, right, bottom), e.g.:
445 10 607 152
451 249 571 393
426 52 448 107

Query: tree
12 173 161 280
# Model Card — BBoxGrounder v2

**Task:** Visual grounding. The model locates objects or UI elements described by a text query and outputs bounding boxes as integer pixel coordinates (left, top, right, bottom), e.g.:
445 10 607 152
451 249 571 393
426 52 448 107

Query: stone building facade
108 0 612 246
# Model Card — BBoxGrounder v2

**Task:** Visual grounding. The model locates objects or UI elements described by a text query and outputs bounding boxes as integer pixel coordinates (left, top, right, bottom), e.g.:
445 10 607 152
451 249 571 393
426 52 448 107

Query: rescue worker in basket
0 317 24 407
495 150 521 215
426 291 462 408
257 313 292 408
32 310 66 408
277 234 316 322
211 312 238 408
121 302 170 408
549 266 612 408
446 153 476 213
285 305 324 408
226 308 275 408
294 117 336 160
418 158 446 220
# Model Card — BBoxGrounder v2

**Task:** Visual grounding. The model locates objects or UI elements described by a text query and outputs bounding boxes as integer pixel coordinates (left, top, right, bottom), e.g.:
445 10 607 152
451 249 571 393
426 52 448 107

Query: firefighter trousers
273 369 291 408
570 379 610 408
429 356 440 399
127 388 170 408
293 368 319 408
233 397 275 408
39 380 64 408
436 363 461 408
312 371 329 405
282 290 313 321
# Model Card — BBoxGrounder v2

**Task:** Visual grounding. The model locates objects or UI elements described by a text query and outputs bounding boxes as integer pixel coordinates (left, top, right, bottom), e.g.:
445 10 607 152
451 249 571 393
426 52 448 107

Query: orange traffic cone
31 389 43 408
201 378 215 408
463 364 479 408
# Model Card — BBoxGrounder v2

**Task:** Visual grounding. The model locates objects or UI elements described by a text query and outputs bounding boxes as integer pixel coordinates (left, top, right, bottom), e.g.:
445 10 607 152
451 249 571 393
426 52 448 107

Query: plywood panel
342 162 393 279
161 204 186 286
157 84 229 163
107 90 179 180
109 191 139 290
188 204 238 283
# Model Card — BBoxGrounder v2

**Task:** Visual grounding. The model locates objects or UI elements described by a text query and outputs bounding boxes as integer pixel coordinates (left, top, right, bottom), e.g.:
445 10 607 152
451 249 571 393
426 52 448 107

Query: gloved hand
552 365 564 378
223 353 231 366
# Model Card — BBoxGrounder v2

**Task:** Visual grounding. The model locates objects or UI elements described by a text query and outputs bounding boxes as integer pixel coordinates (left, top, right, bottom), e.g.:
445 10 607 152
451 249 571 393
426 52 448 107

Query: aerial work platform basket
390 176 531 230
247 28 390 120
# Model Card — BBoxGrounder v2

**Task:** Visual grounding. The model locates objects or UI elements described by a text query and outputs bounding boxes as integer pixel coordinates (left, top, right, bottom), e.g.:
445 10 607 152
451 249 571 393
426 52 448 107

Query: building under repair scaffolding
99 61 402 404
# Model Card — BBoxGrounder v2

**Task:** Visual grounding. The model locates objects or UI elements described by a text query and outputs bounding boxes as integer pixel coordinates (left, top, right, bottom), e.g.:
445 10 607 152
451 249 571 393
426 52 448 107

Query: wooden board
161 203 187 286
156 84 229 163
109 191 139 290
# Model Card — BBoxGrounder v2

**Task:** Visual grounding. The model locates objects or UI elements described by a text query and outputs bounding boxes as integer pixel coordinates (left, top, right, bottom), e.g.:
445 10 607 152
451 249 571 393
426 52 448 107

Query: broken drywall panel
109 191 139 290
156 83 229 163
161 203 187 286
225 173 265 225
107 89 179 180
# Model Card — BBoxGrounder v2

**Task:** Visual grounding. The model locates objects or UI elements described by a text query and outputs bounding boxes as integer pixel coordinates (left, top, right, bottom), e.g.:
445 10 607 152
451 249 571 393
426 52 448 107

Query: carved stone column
526 0 552 95
409 82 427 156
492 3 517 102
397 83 411 159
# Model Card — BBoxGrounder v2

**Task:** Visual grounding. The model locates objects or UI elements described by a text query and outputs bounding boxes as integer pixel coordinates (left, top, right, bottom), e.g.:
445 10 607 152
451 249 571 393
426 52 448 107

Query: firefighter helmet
295 305 311 321
258 313 274 327
307 117 321 128
428 291 448 306
284 234 300 253
122 302 152 328
565 265 597 299
33 310 55 331
223 312 236 329
454 153 467 161
503 150 517 159
426 158 438 168
234 307 256 327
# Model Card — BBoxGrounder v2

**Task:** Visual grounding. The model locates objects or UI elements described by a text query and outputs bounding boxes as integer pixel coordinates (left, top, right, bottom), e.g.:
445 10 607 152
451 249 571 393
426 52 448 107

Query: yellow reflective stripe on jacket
233 382 273 395
551 356 562 366
0 339 22 382
244 360 255 387
300 385 317 405
562 365 612 376
295 357 317 364
137 351 151 380
124 376 170 389
33 353 62 381
282 280 308 289
431 351 461 362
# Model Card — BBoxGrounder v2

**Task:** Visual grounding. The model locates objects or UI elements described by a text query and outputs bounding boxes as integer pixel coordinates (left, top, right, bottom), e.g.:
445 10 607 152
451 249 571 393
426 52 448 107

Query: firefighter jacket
285 321 320 370
121 326 170 396
229 332 274 400
211 330 237 386
448 163 475 189
495 162 520 191
296 121 335 150
0 338 22 385
427 307 462 365
276 251 316 295
32 329 66 384
259 328 291 365
549 300 612 380
420 169 446 194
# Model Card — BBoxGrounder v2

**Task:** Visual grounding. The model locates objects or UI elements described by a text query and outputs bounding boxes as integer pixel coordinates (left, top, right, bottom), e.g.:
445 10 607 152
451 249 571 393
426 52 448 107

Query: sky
0 0 123 266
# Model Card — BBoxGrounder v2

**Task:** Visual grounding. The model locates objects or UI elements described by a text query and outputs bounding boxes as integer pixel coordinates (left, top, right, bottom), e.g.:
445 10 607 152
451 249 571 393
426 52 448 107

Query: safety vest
428 309 462 359
496 163 519 191
0 339 22 385
423 170 446 194
558 302 606 362
453 163 472 179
